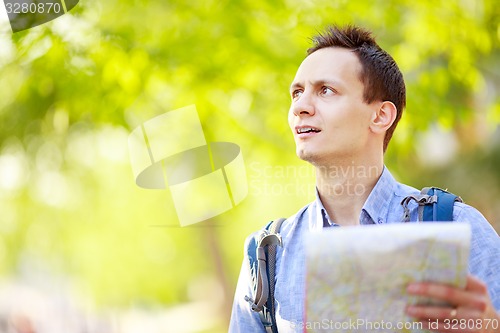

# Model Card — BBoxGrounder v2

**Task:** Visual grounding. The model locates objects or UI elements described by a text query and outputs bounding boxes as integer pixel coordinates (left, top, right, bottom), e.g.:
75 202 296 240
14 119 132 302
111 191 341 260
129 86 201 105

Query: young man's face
288 47 379 165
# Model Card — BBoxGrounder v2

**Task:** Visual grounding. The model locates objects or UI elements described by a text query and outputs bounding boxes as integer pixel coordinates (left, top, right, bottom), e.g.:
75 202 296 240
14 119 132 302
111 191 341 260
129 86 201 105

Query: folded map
304 223 471 332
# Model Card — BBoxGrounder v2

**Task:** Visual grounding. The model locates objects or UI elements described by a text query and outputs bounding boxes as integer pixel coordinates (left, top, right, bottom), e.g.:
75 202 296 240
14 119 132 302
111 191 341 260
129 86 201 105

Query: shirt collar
312 166 397 228
314 189 334 228
305 189 333 231
360 166 397 225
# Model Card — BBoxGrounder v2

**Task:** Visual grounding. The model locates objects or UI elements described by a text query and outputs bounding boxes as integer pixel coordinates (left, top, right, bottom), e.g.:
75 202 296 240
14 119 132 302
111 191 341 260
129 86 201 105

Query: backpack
244 187 462 332
244 217 285 333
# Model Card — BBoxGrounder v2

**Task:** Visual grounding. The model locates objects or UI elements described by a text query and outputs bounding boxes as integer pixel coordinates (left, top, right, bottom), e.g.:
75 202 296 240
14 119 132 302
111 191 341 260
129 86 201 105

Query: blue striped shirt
229 167 500 332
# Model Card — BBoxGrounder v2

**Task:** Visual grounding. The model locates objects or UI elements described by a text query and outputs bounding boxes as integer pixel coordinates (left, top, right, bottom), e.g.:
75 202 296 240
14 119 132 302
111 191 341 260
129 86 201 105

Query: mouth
295 126 321 135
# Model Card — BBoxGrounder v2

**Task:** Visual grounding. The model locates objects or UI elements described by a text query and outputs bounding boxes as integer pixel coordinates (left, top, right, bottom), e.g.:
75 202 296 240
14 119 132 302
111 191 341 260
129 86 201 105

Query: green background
0 0 498 331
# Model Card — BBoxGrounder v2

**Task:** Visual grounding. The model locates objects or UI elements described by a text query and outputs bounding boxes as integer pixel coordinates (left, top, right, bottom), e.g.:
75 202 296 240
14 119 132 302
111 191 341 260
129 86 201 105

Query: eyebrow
289 79 344 92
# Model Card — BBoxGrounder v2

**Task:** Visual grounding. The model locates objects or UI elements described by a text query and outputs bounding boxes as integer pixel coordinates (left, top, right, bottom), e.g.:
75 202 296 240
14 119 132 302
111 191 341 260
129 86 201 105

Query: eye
320 86 335 96
291 89 303 100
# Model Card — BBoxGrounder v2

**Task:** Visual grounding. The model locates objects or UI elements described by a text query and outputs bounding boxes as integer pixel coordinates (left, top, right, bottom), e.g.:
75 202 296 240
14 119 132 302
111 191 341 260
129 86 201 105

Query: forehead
292 47 362 86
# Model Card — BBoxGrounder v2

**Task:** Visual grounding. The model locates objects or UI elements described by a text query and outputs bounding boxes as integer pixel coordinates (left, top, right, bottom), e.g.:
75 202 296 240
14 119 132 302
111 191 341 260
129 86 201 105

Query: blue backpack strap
401 187 462 222
421 187 462 221
244 218 285 333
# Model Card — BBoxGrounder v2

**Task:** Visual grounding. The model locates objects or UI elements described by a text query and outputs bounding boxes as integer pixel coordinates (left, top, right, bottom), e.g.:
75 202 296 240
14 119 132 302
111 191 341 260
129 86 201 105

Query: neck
315 158 383 226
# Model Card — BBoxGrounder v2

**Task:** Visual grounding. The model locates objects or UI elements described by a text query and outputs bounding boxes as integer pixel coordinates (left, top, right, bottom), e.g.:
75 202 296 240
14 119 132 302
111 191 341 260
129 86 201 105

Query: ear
369 101 397 134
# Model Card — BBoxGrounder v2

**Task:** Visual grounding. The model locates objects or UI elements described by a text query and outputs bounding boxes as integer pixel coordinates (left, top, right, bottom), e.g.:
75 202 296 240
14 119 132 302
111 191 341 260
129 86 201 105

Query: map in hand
304 223 471 333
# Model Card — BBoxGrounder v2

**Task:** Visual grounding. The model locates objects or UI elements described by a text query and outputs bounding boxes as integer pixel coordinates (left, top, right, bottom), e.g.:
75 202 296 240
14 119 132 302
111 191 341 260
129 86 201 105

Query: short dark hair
307 25 406 152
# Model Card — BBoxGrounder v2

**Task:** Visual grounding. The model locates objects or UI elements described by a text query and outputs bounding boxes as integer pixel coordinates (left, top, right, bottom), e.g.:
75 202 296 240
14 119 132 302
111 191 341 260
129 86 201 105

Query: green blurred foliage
0 0 498 331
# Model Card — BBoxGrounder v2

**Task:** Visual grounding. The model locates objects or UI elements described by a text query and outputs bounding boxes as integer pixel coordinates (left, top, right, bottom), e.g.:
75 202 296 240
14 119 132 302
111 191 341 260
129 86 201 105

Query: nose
291 92 315 117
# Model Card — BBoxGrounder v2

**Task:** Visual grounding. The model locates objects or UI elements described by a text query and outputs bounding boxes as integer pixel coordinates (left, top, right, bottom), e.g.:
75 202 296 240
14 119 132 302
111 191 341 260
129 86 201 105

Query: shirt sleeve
228 253 267 332
454 203 500 311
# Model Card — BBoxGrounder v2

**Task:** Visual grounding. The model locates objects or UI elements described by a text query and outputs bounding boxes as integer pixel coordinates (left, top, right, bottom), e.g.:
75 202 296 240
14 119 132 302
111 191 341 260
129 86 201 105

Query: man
229 25 500 332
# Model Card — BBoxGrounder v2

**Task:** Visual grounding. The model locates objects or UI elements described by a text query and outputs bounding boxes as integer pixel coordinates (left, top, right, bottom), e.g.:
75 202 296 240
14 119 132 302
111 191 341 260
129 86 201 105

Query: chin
296 148 317 163
297 148 342 167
